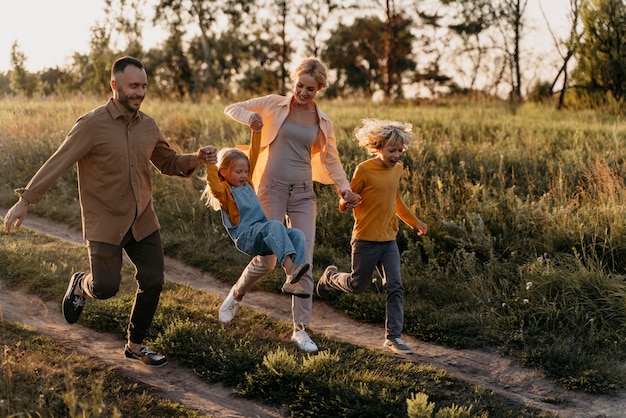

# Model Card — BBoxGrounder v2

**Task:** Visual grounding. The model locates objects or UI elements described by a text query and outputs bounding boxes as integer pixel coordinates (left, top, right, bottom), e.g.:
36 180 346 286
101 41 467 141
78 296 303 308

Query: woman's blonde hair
202 148 249 211
290 56 328 89
354 118 413 155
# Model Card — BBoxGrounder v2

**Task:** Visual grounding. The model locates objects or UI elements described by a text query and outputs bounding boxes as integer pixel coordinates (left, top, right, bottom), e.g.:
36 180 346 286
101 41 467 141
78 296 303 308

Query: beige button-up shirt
19 99 199 245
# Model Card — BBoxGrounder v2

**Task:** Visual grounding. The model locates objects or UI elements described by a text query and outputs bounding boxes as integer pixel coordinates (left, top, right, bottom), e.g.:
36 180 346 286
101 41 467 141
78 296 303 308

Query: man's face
112 65 147 114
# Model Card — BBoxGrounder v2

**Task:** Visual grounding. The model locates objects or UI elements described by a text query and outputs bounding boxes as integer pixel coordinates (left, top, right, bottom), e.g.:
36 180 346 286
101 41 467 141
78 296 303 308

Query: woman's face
293 73 319 105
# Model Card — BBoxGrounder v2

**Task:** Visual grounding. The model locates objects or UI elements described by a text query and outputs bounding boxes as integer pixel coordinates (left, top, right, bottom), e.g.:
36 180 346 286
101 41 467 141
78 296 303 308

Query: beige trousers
235 178 316 329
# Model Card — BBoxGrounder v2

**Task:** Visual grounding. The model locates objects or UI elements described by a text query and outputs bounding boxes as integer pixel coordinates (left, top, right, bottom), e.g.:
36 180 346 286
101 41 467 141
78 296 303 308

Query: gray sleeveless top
262 119 319 182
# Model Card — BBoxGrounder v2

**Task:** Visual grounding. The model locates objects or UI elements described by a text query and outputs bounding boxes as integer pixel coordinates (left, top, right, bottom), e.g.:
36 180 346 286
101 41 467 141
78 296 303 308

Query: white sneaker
219 285 240 323
291 328 318 353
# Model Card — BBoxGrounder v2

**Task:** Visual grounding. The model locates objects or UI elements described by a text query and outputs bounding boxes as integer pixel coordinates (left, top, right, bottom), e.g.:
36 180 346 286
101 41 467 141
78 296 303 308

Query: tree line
2 0 625 108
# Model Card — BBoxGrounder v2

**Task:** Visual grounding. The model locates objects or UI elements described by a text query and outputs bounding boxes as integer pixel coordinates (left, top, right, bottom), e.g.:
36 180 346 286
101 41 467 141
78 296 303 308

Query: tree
494 0 528 102
574 0 626 103
255 0 292 94
86 24 116 96
432 0 497 93
322 14 415 99
145 23 194 99
8 42 41 98
293 0 343 58
539 0 582 109
154 0 253 94
105 0 147 57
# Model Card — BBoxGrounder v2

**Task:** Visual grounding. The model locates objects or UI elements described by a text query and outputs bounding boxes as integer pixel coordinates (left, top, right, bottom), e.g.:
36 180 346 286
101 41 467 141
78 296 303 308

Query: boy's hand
415 221 428 236
339 197 348 212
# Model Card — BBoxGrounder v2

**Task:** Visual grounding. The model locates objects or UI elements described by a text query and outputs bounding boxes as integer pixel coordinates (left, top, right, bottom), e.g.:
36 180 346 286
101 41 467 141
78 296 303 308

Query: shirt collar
106 98 141 122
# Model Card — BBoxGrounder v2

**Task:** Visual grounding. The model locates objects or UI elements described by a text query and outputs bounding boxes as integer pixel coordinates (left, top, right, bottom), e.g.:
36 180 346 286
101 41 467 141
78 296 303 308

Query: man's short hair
111 56 144 80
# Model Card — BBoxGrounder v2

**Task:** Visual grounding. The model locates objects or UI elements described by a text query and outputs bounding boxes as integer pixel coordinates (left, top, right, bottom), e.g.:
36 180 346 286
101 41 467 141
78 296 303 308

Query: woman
219 57 360 352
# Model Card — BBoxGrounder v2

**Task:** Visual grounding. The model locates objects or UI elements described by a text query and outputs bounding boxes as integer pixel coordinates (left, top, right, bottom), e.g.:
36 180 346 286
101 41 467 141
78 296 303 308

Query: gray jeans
326 239 404 340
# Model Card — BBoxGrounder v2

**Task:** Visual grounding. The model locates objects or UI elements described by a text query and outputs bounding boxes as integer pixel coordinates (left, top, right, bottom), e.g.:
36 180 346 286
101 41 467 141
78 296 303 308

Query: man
3 56 217 367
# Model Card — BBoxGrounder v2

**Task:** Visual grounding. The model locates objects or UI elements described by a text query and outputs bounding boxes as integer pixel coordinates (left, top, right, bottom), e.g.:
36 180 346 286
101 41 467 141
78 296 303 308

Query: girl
316 118 428 355
202 141 310 323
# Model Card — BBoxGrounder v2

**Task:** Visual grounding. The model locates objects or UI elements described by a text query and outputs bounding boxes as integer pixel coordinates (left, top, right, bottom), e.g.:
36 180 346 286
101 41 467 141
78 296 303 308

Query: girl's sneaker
286 263 310 284
219 285 241 323
281 281 310 298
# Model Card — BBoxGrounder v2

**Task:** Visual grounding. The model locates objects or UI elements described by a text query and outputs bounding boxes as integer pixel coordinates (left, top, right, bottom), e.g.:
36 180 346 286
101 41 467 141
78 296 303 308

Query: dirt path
2 209 626 417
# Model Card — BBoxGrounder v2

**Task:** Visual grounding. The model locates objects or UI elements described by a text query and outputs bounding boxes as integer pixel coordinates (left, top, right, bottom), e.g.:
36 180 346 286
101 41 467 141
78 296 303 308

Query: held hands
339 190 360 211
197 146 217 165
249 113 263 132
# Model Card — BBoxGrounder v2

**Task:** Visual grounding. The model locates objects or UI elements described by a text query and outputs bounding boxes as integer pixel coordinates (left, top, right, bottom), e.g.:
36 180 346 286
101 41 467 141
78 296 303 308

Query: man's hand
3 198 30 234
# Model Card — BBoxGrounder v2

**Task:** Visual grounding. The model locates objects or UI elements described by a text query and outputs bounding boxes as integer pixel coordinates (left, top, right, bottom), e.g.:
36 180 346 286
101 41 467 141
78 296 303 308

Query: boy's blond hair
354 118 413 155
202 148 249 211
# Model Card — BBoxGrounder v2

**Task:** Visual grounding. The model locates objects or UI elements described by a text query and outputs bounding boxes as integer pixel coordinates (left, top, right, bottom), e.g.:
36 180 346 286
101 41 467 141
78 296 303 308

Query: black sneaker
316 265 338 298
62 272 86 324
125 345 168 367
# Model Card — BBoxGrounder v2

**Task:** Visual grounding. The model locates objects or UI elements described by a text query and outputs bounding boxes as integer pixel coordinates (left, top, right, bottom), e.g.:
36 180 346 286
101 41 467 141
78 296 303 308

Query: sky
0 0 573 74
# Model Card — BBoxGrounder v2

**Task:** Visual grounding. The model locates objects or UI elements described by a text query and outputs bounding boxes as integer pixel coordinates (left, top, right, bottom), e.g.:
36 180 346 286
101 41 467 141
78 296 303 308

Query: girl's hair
354 118 413 155
290 56 328 89
202 147 249 211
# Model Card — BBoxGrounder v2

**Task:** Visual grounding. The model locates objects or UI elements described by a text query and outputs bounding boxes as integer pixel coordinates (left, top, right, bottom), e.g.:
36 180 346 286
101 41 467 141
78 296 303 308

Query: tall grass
2 97 626 394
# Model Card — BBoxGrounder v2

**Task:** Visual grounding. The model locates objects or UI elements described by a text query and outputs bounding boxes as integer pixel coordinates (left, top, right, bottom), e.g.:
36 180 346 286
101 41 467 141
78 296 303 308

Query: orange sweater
348 159 420 242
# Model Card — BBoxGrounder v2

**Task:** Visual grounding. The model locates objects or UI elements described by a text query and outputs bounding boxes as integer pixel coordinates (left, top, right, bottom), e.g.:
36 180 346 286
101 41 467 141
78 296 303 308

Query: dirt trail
1 209 626 417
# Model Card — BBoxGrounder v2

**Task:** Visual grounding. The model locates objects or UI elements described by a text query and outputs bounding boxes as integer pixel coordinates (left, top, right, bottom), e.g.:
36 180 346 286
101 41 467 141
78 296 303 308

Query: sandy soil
1 209 625 417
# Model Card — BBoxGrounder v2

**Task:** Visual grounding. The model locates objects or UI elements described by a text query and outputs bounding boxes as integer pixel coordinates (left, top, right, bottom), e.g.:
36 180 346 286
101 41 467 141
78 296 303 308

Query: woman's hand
249 113 264 132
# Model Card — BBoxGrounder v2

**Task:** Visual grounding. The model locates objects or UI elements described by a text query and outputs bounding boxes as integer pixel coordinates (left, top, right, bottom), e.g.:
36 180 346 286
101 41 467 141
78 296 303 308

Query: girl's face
376 140 405 168
293 73 319 105
221 159 249 187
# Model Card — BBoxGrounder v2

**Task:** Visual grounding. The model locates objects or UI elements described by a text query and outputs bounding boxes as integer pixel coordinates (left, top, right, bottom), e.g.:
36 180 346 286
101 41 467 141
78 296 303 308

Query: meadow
1 96 626 416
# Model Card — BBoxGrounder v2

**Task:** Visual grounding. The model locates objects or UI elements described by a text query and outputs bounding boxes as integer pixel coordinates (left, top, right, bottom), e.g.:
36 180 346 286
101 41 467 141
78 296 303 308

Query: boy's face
377 140 405 168
221 159 249 187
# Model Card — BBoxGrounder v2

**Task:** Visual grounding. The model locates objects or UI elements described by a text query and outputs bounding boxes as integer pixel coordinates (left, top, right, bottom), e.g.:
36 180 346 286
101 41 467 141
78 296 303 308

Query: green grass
0 320 205 417
2 96 626 410
0 228 550 417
